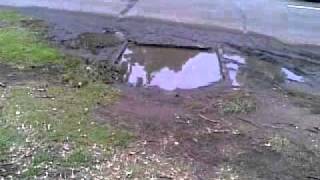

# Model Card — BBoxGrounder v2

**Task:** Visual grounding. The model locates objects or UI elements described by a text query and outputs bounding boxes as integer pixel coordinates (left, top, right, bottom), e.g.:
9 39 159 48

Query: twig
237 117 260 128
213 129 230 133
305 127 320 134
0 163 14 167
198 114 218 123
131 40 212 51
158 174 173 179
307 176 320 180
112 40 129 63
0 82 6 88
34 95 55 99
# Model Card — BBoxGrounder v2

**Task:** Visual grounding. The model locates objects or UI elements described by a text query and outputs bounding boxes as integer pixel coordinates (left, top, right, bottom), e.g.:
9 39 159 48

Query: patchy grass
266 135 291 153
64 148 92 166
0 27 61 67
0 10 26 24
0 83 133 178
284 88 320 115
0 11 61 67
0 10 195 179
219 91 256 115
0 127 22 154
2 84 130 146
23 151 55 177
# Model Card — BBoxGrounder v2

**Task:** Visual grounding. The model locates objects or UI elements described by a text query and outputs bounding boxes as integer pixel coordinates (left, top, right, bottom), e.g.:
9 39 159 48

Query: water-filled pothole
224 54 307 86
119 45 310 92
120 45 222 90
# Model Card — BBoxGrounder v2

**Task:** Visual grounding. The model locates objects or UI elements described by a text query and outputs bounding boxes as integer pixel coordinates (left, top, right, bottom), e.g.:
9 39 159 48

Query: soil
1 6 320 179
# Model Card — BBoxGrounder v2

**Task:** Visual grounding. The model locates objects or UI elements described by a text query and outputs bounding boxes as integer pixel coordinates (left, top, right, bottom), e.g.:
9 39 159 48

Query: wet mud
0 63 63 87
2 6 320 179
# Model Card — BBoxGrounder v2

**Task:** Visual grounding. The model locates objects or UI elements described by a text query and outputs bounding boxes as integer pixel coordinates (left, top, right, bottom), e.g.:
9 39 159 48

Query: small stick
198 114 218 123
237 117 260 128
112 40 129 63
307 176 320 180
34 95 55 99
0 82 6 88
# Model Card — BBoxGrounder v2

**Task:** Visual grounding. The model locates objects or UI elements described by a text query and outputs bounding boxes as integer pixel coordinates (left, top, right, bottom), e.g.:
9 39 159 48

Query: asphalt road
1 0 320 45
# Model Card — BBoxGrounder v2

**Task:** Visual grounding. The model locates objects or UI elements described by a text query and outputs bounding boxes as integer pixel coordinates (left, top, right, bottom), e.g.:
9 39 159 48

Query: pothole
119 45 223 90
118 44 312 91
224 53 308 85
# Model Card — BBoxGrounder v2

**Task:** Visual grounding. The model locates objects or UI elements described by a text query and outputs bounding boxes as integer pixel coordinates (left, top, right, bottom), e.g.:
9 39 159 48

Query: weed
219 91 256 114
64 148 91 166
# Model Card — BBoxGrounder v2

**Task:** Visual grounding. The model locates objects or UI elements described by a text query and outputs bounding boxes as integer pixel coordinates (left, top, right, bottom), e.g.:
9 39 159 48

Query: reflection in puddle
121 46 222 90
224 54 246 87
120 46 309 91
227 62 241 87
281 68 304 82
223 54 246 64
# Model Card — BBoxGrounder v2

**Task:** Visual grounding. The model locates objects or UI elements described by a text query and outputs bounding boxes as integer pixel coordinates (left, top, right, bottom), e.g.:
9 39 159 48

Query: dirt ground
1 6 320 179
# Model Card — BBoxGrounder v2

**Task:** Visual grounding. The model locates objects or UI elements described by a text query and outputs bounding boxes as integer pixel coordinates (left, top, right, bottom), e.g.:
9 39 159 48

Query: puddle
224 54 246 87
226 62 241 87
223 54 246 64
119 45 310 91
222 54 307 89
281 68 304 82
120 46 222 90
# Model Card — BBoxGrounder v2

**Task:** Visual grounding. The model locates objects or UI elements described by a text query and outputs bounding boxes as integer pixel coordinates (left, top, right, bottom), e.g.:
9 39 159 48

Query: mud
1 6 320 179
0 63 62 86
95 84 320 179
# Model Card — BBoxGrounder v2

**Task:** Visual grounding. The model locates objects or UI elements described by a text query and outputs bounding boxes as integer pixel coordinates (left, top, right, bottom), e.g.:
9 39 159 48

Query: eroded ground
0 8 320 180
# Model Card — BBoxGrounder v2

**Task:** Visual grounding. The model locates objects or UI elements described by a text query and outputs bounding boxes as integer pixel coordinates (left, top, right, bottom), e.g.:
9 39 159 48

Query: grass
64 148 92 166
219 91 256 115
2 84 131 146
0 27 61 67
0 10 134 178
24 151 54 177
284 88 320 114
0 10 26 23
0 82 133 178
0 9 194 180
0 10 61 67
0 127 22 153
0 10 202 179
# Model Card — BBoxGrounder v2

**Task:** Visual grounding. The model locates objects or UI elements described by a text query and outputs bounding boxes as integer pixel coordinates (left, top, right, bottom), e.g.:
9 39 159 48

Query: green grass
0 126 23 162
0 27 61 67
0 10 26 23
0 10 62 67
2 83 133 178
23 151 54 177
0 127 22 152
64 148 92 166
2 84 131 146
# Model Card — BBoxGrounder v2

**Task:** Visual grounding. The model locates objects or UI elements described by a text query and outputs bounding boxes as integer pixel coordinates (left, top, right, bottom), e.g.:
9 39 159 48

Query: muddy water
120 46 222 90
222 52 313 93
281 68 304 82
119 45 313 91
